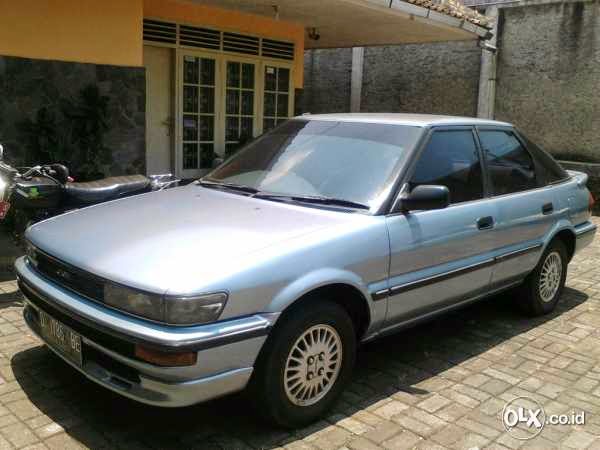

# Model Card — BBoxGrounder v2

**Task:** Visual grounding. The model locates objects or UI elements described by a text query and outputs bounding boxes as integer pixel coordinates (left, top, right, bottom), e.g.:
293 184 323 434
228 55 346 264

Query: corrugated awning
188 0 492 48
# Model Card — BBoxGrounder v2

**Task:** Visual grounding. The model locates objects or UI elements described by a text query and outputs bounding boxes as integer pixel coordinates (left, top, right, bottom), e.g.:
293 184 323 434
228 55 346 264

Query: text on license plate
38 310 83 367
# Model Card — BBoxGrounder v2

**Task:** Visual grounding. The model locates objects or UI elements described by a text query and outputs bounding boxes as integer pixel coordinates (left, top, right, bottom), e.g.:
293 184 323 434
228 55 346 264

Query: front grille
34 250 104 303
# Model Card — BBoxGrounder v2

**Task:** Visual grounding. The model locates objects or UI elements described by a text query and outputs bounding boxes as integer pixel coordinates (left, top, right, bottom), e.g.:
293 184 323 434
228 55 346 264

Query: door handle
477 216 494 230
542 203 554 215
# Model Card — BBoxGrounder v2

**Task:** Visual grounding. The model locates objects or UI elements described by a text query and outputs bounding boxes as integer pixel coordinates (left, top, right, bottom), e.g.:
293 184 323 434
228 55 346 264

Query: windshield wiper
197 179 259 194
199 181 369 210
254 192 369 210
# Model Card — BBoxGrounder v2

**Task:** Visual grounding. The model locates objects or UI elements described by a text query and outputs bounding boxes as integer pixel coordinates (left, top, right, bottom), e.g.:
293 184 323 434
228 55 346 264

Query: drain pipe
477 6 500 119
351 47 364 113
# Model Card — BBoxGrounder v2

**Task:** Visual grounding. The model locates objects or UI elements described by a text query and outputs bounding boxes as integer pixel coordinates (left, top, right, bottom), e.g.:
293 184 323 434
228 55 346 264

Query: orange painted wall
144 0 305 88
0 0 143 66
0 0 304 85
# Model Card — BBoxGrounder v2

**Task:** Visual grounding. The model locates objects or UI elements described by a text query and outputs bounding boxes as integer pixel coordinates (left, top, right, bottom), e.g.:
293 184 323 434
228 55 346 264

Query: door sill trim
365 279 523 342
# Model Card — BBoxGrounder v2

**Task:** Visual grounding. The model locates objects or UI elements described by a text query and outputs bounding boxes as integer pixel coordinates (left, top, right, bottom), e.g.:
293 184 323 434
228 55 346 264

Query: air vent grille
179 25 221 49
223 32 260 55
143 19 295 61
262 39 295 60
143 19 177 44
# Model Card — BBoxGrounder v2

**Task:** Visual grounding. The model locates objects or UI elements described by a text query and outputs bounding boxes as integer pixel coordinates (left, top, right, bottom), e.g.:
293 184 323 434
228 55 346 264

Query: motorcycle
0 143 179 235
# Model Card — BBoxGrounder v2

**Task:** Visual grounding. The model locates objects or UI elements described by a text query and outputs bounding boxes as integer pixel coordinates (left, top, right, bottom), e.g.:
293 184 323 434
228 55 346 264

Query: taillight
589 192 595 213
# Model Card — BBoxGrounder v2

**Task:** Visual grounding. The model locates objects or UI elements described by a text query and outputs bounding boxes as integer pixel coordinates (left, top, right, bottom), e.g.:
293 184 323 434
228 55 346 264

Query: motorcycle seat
64 175 151 204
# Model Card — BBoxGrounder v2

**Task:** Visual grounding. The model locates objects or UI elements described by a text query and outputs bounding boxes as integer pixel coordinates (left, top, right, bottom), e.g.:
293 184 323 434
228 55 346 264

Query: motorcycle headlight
104 283 228 325
165 292 228 326
104 283 164 322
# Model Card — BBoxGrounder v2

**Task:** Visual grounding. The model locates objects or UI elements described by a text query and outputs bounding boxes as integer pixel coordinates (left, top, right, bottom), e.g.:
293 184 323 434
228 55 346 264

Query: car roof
295 113 512 128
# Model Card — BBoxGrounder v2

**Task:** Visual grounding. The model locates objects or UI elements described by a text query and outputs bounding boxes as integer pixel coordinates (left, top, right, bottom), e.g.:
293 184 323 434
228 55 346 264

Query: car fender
540 218 576 256
264 267 385 334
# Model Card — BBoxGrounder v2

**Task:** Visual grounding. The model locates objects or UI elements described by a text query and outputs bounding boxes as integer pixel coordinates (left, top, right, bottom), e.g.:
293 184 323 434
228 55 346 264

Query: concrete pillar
351 47 364 113
477 6 500 119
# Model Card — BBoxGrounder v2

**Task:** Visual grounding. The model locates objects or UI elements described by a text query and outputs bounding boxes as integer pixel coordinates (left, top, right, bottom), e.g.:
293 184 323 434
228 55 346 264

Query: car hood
26 185 361 294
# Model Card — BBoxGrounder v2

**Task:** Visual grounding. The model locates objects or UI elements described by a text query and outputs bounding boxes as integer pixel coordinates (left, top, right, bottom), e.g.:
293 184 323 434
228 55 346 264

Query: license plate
38 310 82 367
0 201 9 220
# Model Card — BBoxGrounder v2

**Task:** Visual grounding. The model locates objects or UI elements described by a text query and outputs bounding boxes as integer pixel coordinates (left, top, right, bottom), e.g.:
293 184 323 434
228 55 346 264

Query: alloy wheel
539 251 562 303
283 324 343 406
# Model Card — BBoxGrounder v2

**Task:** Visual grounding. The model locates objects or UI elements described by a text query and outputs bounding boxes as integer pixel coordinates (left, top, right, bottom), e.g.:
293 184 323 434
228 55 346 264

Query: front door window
409 130 484 204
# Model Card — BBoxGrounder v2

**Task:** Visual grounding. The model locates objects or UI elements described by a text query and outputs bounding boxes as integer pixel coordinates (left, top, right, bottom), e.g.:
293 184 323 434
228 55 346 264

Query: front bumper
16 257 278 407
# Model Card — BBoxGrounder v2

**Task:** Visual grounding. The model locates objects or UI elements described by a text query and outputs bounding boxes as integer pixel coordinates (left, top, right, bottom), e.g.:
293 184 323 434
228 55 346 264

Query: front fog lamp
104 283 164 322
165 292 228 325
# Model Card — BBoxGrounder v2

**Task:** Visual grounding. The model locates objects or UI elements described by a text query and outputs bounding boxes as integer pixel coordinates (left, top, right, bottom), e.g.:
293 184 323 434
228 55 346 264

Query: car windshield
204 120 422 209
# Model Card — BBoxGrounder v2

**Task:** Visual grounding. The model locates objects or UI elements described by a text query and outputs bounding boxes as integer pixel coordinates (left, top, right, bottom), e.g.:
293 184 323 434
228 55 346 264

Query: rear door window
519 134 569 185
479 130 538 195
409 130 484 204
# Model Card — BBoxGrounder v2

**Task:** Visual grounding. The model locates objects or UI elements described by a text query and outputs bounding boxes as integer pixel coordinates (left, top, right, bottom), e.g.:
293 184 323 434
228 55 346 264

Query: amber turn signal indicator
135 344 197 367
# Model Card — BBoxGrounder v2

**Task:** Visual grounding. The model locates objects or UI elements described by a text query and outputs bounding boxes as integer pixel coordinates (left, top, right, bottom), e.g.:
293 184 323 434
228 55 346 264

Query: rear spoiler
566 170 589 188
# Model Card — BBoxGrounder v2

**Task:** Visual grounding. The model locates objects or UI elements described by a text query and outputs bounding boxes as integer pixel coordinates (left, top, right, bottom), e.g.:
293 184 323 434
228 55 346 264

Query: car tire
518 239 568 316
249 299 356 428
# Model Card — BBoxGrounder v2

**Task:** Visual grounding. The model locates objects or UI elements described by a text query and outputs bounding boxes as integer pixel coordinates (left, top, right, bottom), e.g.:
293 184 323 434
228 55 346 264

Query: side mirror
399 185 450 212
0 144 4 161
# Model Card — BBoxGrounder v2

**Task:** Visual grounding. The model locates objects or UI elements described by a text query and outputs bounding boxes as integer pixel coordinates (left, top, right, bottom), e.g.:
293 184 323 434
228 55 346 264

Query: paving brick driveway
0 219 600 449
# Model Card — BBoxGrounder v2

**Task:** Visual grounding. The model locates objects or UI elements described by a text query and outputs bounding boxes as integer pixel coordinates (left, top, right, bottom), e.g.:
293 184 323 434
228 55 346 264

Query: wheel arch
544 221 576 262
266 270 375 340
552 229 576 261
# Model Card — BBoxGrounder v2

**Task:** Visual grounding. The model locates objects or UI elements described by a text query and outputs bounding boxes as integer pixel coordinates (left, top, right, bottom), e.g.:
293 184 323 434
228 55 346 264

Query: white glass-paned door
263 65 291 132
225 61 256 157
180 54 217 178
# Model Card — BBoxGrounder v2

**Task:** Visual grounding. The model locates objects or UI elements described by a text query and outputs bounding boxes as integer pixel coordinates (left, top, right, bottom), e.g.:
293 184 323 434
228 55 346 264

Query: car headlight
165 292 228 326
104 283 164 322
104 283 228 325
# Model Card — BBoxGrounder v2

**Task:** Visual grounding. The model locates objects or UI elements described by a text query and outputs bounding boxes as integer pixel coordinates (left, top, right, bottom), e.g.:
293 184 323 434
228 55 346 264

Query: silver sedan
17 114 596 427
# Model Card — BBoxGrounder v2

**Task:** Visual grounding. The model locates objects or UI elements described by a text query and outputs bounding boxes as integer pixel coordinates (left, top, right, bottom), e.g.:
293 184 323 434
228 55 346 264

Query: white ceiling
186 0 486 48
